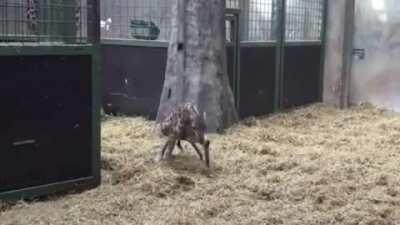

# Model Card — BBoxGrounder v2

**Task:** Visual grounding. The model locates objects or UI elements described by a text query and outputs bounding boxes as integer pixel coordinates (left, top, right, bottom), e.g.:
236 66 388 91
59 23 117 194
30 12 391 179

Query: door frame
225 8 241 111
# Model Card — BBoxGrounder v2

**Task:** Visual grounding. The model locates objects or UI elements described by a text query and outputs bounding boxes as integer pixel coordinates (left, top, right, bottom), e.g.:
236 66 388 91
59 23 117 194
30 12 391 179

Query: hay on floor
1 103 400 225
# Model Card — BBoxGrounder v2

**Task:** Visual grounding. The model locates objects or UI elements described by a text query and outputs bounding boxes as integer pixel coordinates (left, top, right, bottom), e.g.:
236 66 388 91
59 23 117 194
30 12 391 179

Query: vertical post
340 0 355 108
303 3 310 40
88 0 101 185
38 0 50 42
87 0 100 44
62 0 77 43
235 11 241 113
318 0 328 102
274 0 286 111
226 10 241 112
239 0 249 41
271 0 278 40
4 0 8 42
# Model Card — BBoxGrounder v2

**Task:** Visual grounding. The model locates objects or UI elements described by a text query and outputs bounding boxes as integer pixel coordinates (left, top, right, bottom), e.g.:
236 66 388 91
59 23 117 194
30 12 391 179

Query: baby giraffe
158 103 210 168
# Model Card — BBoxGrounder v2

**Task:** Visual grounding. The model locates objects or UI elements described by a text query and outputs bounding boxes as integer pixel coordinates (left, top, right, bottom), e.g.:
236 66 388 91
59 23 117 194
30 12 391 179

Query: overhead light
371 0 385 11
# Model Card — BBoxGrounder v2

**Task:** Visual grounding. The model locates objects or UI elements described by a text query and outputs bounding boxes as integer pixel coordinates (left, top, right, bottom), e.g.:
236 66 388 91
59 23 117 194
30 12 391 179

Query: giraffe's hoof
154 154 163 163
164 154 174 160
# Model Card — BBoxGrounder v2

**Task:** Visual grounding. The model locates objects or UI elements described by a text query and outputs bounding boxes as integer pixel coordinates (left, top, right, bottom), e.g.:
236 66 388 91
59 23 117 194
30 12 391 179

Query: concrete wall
322 0 347 107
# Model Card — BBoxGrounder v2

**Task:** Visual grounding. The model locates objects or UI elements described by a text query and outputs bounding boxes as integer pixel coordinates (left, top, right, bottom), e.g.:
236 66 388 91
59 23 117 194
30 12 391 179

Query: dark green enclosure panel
0 55 93 194
239 46 276 118
282 45 321 108
101 45 167 118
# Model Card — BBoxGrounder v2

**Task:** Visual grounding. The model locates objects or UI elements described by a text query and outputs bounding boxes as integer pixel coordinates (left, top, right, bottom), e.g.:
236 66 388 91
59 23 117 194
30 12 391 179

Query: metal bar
225 9 241 111
240 41 276 47
0 176 98 200
94 0 101 44
239 0 248 41
5 0 9 42
284 40 322 46
14 0 17 40
90 0 101 189
88 0 99 44
236 11 241 113
318 0 328 102
0 44 93 56
62 0 75 43
271 0 277 40
225 8 241 15
274 0 286 111
101 38 169 47
40 0 50 42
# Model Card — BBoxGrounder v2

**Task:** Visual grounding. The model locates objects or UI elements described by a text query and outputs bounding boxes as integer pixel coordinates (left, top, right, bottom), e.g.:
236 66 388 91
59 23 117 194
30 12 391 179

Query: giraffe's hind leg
177 140 185 153
160 139 170 159
154 139 170 162
204 140 210 168
165 139 176 160
189 142 203 161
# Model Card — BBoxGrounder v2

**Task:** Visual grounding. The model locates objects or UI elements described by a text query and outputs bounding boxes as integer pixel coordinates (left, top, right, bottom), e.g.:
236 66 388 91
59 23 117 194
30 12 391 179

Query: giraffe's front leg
154 139 170 162
164 139 176 160
189 142 203 161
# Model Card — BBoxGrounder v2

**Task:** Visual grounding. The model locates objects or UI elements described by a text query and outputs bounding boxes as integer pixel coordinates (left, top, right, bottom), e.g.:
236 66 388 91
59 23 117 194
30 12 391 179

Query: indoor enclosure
2 0 400 203
2 1 400 224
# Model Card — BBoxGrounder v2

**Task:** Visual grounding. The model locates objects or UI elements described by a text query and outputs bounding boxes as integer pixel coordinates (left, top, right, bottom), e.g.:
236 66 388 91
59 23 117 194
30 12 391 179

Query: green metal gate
0 0 101 200
277 0 328 109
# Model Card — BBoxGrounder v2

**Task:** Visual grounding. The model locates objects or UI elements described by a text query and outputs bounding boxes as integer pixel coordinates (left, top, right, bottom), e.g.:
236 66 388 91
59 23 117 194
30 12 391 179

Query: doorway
350 0 400 111
226 9 241 110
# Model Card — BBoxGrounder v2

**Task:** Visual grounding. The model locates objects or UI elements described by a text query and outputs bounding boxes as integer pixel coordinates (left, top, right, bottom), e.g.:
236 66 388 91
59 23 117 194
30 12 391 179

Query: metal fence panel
100 0 173 41
100 0 242 42
0 0 91 44
226 0 239 9
285 0 324 41
100 0 309 43
241 0 277 42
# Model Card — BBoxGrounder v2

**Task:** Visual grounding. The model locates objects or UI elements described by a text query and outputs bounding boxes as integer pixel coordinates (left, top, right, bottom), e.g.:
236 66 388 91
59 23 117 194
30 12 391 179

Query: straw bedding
1 103 400 225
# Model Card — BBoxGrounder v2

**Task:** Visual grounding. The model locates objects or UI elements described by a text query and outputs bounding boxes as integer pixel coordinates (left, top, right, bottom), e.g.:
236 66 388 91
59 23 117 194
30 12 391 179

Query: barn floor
1 103 400 225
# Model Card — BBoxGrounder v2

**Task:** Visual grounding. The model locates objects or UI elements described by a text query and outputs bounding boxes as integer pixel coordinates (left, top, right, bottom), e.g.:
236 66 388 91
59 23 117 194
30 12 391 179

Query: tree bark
156 0 238 133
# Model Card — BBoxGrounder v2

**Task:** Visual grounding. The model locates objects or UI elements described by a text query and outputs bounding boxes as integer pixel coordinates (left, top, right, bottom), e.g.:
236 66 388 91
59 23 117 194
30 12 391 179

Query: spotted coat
159 103 210 167
161 103 206 143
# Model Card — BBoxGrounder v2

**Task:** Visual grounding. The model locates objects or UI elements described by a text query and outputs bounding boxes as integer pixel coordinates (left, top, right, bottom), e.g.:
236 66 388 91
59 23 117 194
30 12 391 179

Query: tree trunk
156 0 238 133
